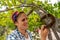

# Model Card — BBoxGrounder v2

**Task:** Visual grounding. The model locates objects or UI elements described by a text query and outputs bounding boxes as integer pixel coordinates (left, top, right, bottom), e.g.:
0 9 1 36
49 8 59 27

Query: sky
48 0 58 4
40 0 60 4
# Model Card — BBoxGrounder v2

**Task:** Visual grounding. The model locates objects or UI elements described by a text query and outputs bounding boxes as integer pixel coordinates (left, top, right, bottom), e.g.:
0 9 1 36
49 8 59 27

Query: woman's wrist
41 35 46 40
41 37 46 40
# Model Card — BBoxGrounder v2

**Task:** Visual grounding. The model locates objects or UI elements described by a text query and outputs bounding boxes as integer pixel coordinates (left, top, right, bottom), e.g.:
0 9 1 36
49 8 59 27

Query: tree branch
0 4 33 12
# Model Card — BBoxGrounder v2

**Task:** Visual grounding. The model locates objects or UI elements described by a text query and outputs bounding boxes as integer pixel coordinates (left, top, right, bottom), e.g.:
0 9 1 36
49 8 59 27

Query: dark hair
12 11 25 23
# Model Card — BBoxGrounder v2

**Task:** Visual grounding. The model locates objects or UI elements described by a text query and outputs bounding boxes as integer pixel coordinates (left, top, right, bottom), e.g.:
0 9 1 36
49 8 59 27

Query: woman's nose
25 19 28 23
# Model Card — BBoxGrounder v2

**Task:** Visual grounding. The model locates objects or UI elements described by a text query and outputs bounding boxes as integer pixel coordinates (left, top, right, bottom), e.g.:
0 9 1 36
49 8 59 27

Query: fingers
41 25 49 38
41 25 46 31
41 25 49 33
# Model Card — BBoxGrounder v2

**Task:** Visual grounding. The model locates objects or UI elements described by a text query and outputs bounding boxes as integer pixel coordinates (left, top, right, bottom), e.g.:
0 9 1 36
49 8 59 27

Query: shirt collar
16 28 32 39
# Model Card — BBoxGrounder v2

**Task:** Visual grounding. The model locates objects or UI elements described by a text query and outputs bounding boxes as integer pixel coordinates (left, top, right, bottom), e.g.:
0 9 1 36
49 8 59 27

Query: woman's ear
15 22 18 26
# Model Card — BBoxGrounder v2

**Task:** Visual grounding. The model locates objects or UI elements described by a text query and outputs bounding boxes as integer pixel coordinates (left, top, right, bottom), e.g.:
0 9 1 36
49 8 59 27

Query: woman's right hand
40 25 49 40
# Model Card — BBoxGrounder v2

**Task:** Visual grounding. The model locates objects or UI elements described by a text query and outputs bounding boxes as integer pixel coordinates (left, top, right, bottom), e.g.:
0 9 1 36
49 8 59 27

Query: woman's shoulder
6 29 18 40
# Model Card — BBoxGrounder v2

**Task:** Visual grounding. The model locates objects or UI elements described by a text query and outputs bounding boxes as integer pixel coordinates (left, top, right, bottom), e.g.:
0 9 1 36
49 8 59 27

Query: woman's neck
17 28 28 38
18 28 26 34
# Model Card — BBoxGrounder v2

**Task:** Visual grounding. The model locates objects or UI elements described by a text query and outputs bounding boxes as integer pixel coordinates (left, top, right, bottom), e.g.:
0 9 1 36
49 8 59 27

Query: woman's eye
22 19 25 21
22 17 28 21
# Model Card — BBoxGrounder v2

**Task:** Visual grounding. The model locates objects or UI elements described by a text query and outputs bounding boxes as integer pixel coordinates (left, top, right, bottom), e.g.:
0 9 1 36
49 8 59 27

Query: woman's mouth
23 23 28 26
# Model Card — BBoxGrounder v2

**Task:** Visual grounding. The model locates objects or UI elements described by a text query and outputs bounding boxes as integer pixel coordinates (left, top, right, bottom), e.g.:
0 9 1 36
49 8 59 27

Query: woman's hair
12 11 25 23
12 11 25 28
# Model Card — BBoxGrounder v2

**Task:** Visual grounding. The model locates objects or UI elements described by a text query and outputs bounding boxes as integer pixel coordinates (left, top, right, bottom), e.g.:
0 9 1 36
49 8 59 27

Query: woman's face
15 13 28 30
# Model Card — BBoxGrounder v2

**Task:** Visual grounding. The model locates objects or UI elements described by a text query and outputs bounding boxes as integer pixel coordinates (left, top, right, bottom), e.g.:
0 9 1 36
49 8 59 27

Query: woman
6 11 49 40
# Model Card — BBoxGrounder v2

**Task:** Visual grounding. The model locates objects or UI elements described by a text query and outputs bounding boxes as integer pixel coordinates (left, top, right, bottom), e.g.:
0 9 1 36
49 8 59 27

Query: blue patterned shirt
6 29 32 40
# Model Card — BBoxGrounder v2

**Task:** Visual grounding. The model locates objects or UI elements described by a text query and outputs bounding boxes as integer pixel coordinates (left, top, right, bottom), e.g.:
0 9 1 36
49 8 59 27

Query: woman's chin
22 26 28 30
